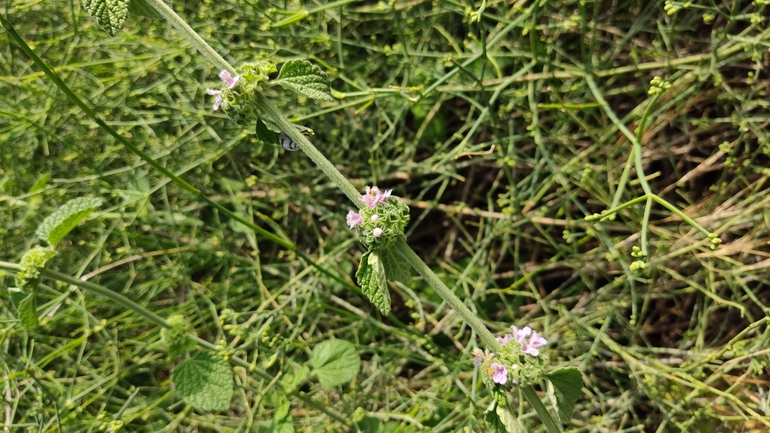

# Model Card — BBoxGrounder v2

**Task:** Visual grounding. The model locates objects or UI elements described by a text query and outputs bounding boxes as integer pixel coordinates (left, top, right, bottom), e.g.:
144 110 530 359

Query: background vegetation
2 0 770 431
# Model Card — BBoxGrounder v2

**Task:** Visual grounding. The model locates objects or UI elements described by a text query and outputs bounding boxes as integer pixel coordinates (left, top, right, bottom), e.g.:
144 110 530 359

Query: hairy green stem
142 0 234 74
522 385 562 433
394 240 500 351
145 0 510 385
255 93 367 209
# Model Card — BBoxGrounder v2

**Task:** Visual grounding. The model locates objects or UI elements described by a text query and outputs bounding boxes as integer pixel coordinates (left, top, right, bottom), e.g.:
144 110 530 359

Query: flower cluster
473 325 548 388
347 186 409 250
206 70 240 110
205 61 277 125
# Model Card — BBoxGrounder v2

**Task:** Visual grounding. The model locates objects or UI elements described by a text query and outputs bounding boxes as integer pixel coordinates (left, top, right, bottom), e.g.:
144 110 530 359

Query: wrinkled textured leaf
82 0 130 37
36 197 102 247
356 251 391 315
379 247 411 284
274 60 334 101
173 351 233 411
128 0 162 19
310 340 360 388
17 292 39 330
545 367 582 421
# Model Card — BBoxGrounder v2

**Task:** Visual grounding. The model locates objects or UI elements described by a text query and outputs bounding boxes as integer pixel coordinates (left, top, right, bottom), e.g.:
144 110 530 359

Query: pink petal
346 211 363 229
490 363 508 385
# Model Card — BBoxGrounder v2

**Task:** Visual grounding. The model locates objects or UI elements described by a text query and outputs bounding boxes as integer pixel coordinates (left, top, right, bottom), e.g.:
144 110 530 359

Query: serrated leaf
545 367 582 421
173 351 233 411
356 251 391 315
379 247 411 284
17 292 39 330
36 197 103 247
128 0 162 19
82 0 131 37
274 60 334 101
310 340 360 388
256 118 280 146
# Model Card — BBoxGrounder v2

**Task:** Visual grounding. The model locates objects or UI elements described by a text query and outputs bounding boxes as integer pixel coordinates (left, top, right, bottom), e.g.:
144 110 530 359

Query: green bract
218 61 276 125
355 196 410 251
162 314 197 359
479 340 549 391
15 246 57 291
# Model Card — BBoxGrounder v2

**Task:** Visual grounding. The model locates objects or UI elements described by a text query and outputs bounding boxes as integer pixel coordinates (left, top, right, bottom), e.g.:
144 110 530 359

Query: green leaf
82 0 131 37
356 251 391 315
17 292 39 330
545 367 582 421
273 396 295 433
128 0 162 19
494 403 525 433
273 60 334 101
310 340 360 388
173 351 233 411
8 288 27 309
256 118 280 146
36 197 103 247
379 247 411 284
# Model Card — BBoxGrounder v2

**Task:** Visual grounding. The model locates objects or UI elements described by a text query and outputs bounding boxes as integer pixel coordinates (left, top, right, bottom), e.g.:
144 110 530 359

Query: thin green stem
0 14 360 294
521 385 562 433
393 240 500 351
650 195 711 237
138 0 505 374
641 196 653 256
0 261 348 424
143 0 234 74
591 195 649 220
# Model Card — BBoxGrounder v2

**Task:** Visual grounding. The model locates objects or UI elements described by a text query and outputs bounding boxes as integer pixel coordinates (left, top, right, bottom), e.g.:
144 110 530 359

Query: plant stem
255 93 367 209
143 0 234 74
394 240 500 351
143 0 504 365
521 385 562 433
0 260 348 424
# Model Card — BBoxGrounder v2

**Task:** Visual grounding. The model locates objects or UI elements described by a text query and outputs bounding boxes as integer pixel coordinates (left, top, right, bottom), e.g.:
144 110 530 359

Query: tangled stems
0 260 348 424
139 0 503 351
143 1 563 428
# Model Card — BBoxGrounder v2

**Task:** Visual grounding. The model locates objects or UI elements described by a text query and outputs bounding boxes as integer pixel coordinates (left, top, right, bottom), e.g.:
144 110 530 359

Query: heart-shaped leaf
545 367 582 421
173 351 233 411
310 340 360 388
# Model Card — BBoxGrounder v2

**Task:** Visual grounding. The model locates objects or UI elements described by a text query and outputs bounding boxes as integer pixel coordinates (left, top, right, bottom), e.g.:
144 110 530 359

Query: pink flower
511 326 533 344
219 70 240 89
346 211 363 229
521 331 547 357
206 89 222 110
362 186 392 208
496 334 513 344
489 363 508 385
373 228 383 237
